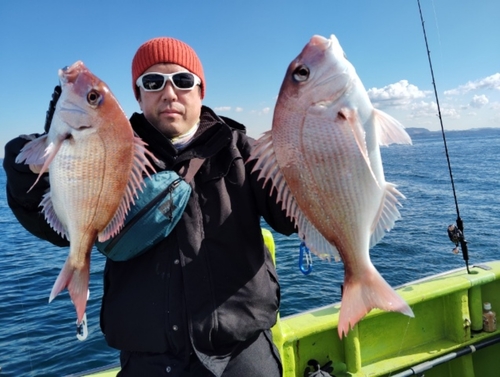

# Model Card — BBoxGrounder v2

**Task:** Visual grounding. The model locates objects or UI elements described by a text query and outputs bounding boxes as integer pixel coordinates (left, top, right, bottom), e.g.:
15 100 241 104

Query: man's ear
137 95 143 111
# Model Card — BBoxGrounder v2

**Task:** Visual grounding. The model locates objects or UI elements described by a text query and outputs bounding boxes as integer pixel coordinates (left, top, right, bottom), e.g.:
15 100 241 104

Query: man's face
137 63 202 138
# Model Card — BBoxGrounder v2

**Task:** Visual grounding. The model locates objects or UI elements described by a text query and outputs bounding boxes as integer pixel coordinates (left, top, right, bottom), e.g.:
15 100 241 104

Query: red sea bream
16 61 156 323
249 35 414 337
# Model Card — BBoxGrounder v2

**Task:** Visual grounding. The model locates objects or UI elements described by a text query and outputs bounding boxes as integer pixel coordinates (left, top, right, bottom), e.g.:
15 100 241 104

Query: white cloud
444 73 500 95
409 100 460 119
214 106 231 112
441 107 460 119
409 101 436 118
235 107 244 112
249 107 272 116
469 94 489 109
367 80 427 108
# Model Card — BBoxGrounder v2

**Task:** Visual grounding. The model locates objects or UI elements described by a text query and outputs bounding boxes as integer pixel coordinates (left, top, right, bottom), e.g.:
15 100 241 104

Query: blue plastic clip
299 241 313 275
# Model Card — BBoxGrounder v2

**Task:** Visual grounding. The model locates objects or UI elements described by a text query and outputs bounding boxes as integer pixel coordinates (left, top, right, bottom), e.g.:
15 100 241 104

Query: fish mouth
309 35 332 52
58 61 86 84
309 34 347 63
306 34 350 91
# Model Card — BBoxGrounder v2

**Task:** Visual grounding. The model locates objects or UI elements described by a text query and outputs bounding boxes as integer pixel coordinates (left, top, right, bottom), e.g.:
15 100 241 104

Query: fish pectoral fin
338 108 379 185
373 109 412 146
369 183 405 248
16 134 49 165
17 135 65 192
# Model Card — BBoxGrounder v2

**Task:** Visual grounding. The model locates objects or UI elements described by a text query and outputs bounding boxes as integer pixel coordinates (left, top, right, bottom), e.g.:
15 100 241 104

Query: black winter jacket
3 106 296 376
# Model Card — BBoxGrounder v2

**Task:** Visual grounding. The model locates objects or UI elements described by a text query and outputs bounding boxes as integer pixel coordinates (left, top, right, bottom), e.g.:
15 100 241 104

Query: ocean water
1 128 499 376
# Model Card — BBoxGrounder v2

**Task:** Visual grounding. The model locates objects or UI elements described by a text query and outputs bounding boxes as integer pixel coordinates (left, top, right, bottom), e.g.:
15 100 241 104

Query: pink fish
249 35 414 337
16 61 157 322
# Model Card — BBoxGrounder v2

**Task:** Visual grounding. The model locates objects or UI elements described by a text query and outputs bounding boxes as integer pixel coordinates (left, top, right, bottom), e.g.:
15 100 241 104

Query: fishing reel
447 224 463 254
448 223 468 255
447 220 471 274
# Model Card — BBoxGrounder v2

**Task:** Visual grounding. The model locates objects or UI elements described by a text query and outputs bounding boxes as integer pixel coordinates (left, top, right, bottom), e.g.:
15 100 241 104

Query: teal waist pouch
95 170 191 261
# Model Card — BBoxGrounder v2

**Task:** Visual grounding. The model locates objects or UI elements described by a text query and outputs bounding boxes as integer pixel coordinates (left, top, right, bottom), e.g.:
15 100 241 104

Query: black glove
304 359 334 377
44 85 62 133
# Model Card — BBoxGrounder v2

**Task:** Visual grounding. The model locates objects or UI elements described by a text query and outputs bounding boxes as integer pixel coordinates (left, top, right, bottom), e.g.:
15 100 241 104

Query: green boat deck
274 261 500 376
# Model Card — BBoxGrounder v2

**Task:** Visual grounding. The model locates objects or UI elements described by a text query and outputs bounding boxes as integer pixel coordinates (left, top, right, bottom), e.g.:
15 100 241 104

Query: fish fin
248 131 280 188
40 192 70 240
249 131 301 224
16 135 65 192
373 109 412 146
338 264 414 338
249 131 340 261
299 216 341 262
49 255 90 323
132 131 166 169
338 108 380 187
369 183 405 248
339 108 370 164
98 135 157 241
16 134 48 165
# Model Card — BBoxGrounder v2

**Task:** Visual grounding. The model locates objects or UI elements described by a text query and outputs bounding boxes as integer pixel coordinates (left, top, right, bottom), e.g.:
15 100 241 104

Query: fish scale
276 113 376 242
249 34 414 337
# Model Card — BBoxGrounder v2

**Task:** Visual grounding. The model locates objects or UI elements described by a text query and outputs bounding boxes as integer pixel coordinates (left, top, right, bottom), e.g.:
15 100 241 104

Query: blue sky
1 0 499 157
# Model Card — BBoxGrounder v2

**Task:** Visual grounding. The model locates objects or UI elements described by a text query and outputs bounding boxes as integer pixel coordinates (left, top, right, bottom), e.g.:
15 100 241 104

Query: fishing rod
416 0 470 274
391 335 500 377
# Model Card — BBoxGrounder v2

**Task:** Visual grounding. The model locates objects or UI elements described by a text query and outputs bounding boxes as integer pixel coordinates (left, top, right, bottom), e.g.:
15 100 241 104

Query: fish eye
292 65 310 82
87 90 102 106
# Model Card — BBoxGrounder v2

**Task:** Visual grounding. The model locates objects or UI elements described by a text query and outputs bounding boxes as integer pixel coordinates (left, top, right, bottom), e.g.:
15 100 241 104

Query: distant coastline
405 127 500 138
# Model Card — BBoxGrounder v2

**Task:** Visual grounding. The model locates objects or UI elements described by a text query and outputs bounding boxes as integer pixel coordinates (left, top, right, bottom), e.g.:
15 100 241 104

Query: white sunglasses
136 72 201 91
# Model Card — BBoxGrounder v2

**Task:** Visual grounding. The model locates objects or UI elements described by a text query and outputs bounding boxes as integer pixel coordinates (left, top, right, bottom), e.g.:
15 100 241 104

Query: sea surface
1 128 499 377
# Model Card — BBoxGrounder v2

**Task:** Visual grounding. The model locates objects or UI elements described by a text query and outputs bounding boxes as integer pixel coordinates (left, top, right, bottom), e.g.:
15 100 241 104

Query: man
3 37 296 376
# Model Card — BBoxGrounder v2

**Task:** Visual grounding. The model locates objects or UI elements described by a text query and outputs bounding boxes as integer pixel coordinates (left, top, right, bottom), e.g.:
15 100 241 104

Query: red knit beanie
132 37 205 99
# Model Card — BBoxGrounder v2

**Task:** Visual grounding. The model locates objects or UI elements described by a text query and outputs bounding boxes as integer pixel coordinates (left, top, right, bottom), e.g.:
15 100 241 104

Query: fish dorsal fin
98 136 157 242
369 182 405 248
373 109 412 146
248 131 340 262
40 191 70 240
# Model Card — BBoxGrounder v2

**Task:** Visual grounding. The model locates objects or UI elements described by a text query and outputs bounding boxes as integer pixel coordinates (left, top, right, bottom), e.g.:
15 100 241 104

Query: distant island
405 127 500 138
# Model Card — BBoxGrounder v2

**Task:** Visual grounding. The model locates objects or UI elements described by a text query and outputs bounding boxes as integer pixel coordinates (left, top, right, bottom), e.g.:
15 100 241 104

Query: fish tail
49 257 90 323
338 265 414 338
